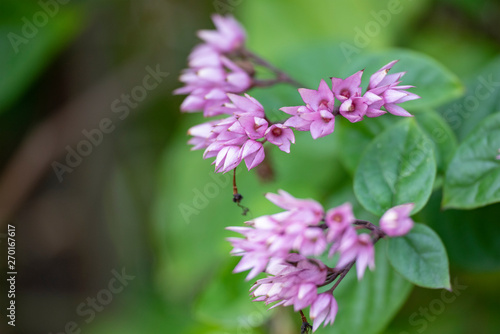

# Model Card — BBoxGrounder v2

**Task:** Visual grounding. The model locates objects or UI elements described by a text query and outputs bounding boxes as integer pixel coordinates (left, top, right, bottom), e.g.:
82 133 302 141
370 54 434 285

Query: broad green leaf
419 191 500 272
354 119 437 216
415 109 458 175
318 240 413 334
0 3 85 113
195 257 271 328
336 115 400 175
442 112 500 209
387 223 451 290
341 49 464 110
438 55 500 140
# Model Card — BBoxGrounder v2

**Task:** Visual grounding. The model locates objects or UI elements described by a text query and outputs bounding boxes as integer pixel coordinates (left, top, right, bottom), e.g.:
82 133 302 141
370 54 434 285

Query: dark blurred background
0 0 499 333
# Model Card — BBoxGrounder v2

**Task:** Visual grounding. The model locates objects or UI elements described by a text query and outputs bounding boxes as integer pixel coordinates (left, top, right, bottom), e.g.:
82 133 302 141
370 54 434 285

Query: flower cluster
227 190 414 331
187 93 295 172
174 15 252 117
281 60 420 139
177 15 421 174
177 15 297 173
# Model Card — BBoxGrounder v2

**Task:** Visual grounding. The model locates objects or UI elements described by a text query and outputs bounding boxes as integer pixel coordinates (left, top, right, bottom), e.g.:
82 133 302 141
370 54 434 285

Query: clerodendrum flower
281 60 420 138
227 190 415 331
175 15 252 116
379 203 415 237
187 93 294 173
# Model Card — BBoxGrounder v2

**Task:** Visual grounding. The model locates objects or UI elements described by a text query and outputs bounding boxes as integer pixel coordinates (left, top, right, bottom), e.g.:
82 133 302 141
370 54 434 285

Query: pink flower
250 255 327 311
234 116 268 140
280 80 336 139
214 145 242 173
367 60 399 90
240 140 265 170
197 14 246 53
223 93 266 118
300 109 336 139
336 232 375 280
265 190 324 224
366 60 420 117
175 57 252 116
310 293 338 332
187 119 221 151
175 15 252 115
282 106 315 131
227 216 284 280
331 70 363 102
186 93 276 173
339 96 368 123
325 203 355 242
265 124 295 153
227 192 329 279
496 148 500 160
298 79 335 113
294 227 327 257
379 203 415 237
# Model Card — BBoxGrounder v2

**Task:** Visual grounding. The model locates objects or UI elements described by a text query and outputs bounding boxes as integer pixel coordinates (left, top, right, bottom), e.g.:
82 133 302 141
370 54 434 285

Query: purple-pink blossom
187 93 295 173
379 203 415 237
325 203 355 243
227 190 423 331
310 293 338 332
265 124 295 153
281 60 420 137
197 14 246 53
175 15 252 116
250 255 327 311
282 79 336 139
336 232 375 280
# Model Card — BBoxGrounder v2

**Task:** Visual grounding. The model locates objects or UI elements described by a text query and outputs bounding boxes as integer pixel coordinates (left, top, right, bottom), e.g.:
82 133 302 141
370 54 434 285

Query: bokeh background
1 0 500 333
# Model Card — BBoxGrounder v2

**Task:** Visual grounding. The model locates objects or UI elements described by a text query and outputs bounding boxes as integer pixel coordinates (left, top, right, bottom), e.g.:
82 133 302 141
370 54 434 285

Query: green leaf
387 223 451 290
320 240 413 334
340 49 464 110
336 115 400 175
442 112 500 209
438 55 500 141
418 191 500 272
354 119 437 216
415 109 458 175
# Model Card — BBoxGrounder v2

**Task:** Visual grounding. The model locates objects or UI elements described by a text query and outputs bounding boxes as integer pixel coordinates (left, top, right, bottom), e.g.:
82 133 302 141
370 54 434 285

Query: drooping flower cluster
177 15 296 173
174 15 252 116
187 93 295 172
227 190 414 331
281 60 420 139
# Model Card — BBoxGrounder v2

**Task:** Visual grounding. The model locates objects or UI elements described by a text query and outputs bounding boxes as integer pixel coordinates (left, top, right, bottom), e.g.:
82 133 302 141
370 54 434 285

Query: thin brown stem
232 168 249 215
327 261 355 294
240 48 304 88
299 310 313 334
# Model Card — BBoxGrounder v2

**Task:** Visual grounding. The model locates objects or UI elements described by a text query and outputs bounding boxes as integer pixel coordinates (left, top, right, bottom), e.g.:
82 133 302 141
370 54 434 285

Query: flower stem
232 168 249 215
240 48 304 88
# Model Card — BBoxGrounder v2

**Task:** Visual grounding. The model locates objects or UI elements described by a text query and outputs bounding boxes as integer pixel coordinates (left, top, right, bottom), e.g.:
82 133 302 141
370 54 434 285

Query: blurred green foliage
1 0 500 334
